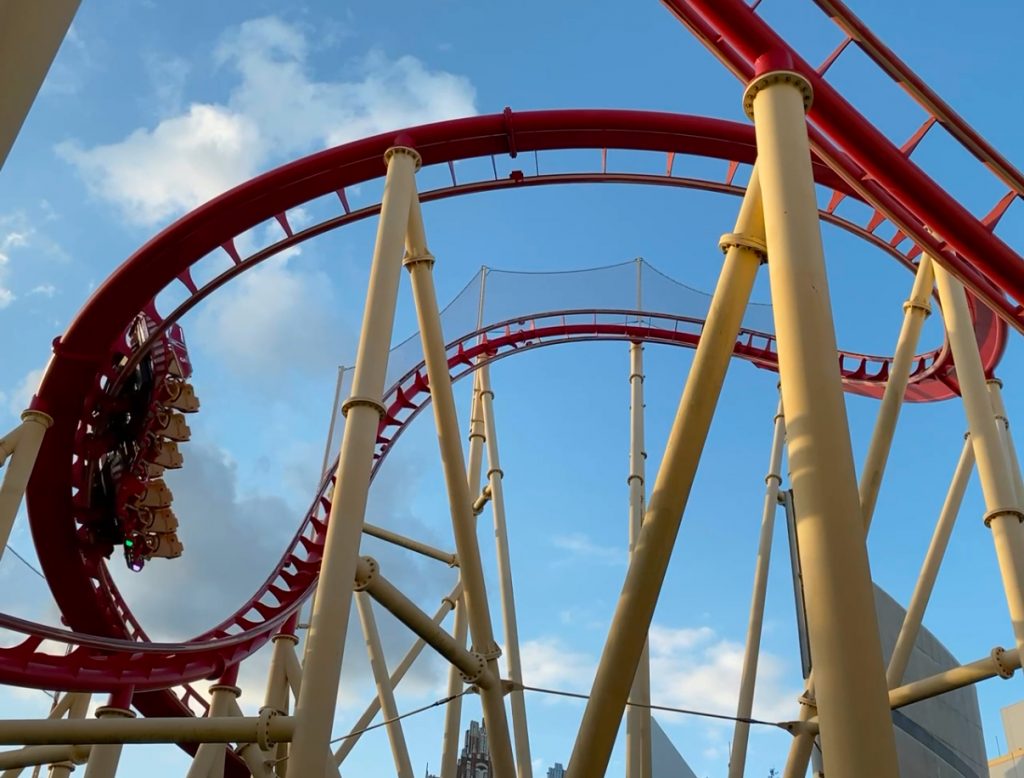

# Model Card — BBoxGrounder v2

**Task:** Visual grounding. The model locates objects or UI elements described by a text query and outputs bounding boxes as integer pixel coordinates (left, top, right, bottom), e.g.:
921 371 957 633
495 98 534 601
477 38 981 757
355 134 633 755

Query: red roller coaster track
12 91 1011 773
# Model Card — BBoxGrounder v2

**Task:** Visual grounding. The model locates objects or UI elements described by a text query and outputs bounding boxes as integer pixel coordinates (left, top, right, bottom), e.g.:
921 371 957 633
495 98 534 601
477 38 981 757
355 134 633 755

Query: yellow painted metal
439 372 485 778
886 434 974 687
625 342 652 778
404 196 515 776
287 145 419 778
0 745 88 772
0 0 80 169
729 397 785 778
439 594 468 778
566 165 765 777
748 69 898 776
859 256 935 529
478 363 533 778
46 694 89 778
355 592 414 778
336 585 461 766
933 265 1024 654
82 707 134 778
0 412 52 561
989 380 1024 507
185 685 238 778
0 717 295 746
362 522 456 566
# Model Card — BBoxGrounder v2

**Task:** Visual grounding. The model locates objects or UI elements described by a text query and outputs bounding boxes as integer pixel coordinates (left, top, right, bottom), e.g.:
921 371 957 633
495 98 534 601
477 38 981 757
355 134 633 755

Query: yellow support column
286 145 419 778
566 168 766 777
745 59 898 777
404 197 516 777
933 266 1024 655
0 411 52 560
82 690 134 778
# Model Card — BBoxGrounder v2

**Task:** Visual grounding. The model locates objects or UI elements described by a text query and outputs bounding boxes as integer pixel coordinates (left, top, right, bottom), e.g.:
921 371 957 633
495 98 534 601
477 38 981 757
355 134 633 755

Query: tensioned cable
519 684 786 729
268 689 472 766
8 546 45 580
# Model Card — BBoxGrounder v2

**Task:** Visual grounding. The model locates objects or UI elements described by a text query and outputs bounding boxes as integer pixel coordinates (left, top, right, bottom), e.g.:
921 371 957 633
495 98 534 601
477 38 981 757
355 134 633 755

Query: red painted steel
661 0 1024 331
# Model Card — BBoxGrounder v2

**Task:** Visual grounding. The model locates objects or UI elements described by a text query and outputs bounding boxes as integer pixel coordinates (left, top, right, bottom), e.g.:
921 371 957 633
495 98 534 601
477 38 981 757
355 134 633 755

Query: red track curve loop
15 111 1005 771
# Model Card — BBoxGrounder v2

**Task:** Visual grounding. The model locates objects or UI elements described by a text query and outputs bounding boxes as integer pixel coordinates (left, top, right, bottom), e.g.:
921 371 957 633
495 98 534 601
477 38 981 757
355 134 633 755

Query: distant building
456 719 491 778
988 700 1024 776
546 763 566 778
424 767 440 778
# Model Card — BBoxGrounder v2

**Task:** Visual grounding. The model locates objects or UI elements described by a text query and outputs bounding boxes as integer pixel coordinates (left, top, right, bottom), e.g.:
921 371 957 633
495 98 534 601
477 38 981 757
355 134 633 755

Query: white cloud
7 367 45 416
520 637 596 692
29 284 56 298
195 253 342 376
647 626 799 722
60 15 477 228
551 532 624 565
519 625 800 724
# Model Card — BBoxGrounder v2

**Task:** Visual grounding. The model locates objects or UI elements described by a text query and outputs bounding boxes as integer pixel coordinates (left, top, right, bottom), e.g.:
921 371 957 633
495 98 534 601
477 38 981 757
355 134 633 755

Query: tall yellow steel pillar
566 167 765 777
745 57 898 777
404 197 516 777
933 266 1024 654
286 145 419 778
82 690 134 778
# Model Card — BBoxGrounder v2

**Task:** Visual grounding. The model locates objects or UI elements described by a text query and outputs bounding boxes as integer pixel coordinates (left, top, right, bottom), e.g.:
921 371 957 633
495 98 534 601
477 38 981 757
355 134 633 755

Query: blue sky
2 1 1024 776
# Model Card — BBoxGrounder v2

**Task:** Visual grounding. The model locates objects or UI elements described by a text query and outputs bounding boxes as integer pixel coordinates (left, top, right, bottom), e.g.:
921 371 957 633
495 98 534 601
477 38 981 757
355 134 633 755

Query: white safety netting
321 258 774 469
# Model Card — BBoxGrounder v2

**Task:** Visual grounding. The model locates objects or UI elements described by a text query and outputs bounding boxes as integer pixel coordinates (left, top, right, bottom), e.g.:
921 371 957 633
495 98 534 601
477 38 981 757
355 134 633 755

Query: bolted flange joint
383 145 422 171
256 706 278 751
984 508 1024 527
991 646 1016 679
354 556 379 591
474 641 503 662
719 232 768 264
460 652 488 684
341 395 386 418
743 70 813 120
796 691 817 710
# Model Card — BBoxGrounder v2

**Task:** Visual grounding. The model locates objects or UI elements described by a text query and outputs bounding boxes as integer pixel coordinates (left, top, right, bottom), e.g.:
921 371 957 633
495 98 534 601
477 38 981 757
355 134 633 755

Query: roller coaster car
89 313 199 572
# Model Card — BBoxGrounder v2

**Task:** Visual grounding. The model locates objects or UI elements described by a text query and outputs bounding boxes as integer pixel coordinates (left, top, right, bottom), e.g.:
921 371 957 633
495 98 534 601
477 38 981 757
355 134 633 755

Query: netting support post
625 341 652 778
0 410 52 561
728 394 785 778
566 164 766 776
337 585 461 767
404 194 516 778
478 363 533 777
82 690 134 778
935 264 1024 654
285 145 419 778
748 62 899 778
